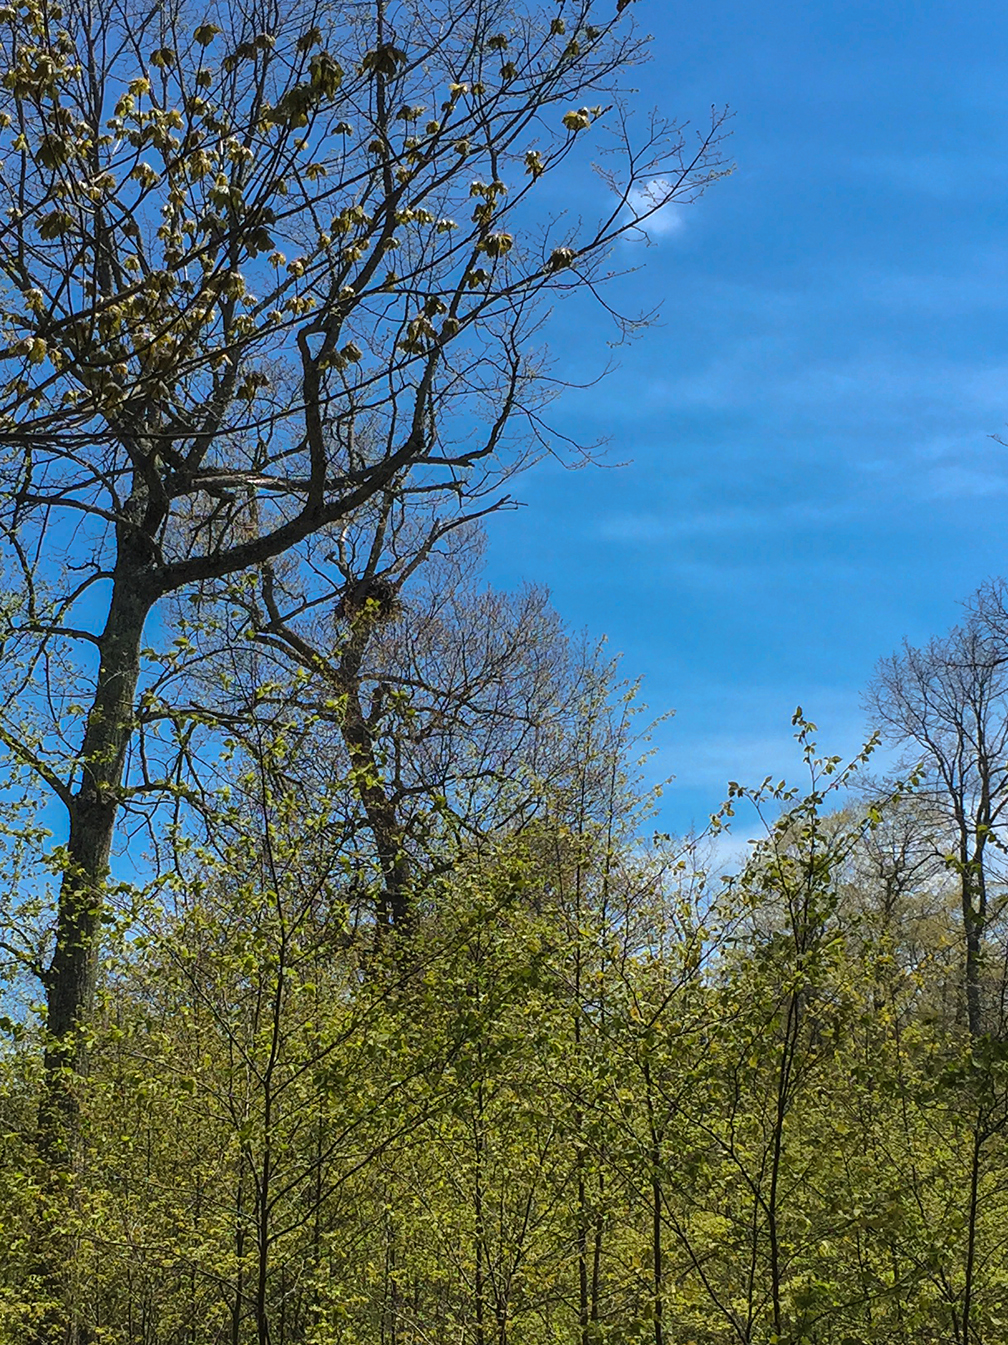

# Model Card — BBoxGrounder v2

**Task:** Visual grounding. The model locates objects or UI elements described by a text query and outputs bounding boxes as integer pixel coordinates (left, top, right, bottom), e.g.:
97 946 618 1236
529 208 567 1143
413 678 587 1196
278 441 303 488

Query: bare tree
0 0 729 1162
190 507 588 941
867 618 1008 1040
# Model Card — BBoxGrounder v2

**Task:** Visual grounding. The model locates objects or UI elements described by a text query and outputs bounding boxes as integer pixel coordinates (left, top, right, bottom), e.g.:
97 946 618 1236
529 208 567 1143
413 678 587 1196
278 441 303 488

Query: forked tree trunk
961 853 986 1042
336 624 413 939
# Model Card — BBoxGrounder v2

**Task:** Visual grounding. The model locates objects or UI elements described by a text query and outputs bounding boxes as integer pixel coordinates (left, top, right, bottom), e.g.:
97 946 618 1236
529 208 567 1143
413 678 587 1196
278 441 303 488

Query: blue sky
480 0 1008 834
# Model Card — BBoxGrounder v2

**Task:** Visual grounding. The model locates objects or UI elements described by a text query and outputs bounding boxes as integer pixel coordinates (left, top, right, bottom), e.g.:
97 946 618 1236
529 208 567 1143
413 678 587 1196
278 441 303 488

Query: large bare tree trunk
35 518 157 1345
40 521 157 1154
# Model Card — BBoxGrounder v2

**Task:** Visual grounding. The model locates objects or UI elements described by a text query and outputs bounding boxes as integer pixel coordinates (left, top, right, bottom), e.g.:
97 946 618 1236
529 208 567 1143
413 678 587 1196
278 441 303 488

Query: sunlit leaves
129 162 160 188
34 132 69 168
309 50 342 95
359 42 406 78
296 25 322 52
479 231 513 258
36 208 73 238
562 107 592 132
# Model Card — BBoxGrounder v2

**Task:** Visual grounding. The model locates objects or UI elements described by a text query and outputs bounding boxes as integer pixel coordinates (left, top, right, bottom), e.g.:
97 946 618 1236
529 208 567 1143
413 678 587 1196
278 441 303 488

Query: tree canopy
2 5 1007 1345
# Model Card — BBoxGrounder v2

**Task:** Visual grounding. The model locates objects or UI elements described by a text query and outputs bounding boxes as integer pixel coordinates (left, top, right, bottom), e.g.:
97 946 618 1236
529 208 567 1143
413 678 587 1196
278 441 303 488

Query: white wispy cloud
625 179 686 238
